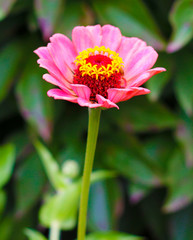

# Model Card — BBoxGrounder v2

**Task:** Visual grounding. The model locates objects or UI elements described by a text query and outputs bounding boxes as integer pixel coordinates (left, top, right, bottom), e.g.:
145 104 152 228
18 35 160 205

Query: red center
73 54 123 102
86 54 112 67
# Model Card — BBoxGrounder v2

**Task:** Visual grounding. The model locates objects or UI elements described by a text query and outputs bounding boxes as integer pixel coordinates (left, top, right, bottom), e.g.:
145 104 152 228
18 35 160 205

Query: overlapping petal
47 89 77 103
43 74 73 92
71 84 91 101
85 25 103 47
47 43 73 83
96 94 119 109
108 87 150 103
72 26 95 53
50 33 77 70
123 46 158 80
127 67 166 87
101 25 122 51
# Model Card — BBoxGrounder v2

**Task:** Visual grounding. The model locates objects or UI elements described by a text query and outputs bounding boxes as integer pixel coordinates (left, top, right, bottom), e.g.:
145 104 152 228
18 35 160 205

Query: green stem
49 221 60 240
77 108 101 240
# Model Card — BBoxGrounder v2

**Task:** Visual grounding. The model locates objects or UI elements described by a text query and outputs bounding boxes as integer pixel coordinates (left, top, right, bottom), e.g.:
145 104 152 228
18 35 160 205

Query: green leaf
102 131 163 186
34 0 65 40
175 54 193 116
0 190 6 216
55 1 88 38
15 153 45 215
88 179 122 231
129 183 151 204
8 131 30 158
146 53 172 101
167 0 193 52
93 0 165 50
0 40 23 103
24 228 47 240
0 217 13 240
176 112 193 165
143 134 176 172
34 140 67 190
163 149 193 212
16 54 53 141
91 170 117 184
169 204 193 240
139 190 168 240
0 0 16 20
107 96 178 132
39 183 81 230
86 231 144 240
106 144 159 186
0 143 15 188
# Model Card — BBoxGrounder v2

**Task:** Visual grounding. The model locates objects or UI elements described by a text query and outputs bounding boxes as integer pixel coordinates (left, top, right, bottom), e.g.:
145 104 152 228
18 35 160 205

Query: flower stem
49 221 60 240
78 108 101 240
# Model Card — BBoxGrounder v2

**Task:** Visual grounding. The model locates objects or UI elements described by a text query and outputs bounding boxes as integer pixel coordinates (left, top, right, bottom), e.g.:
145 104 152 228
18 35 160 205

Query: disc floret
73 46 124 102
74 46 124 79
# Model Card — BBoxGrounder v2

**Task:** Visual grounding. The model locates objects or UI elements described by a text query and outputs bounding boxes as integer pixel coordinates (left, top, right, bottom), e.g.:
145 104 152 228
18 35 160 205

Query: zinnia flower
34 24 166 109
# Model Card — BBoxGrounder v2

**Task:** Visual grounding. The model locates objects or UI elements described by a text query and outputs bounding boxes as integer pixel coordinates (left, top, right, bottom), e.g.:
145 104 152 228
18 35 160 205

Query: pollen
73 46 125 102
74 46 124 79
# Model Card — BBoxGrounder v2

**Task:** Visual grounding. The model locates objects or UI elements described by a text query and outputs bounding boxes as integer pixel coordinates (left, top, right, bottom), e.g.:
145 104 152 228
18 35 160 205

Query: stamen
73 46 124 102
75 46 124 80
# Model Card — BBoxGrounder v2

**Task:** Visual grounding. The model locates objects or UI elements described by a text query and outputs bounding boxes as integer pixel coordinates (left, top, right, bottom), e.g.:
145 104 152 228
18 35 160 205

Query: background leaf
0 40 23 103
105 97 178 133
88 179 122 231
34 0 65 40
93 0 165 50
163 149 193 212
0 0 16 20
0 190 6 216
0 143 15 188
167 0 193 53
174 53 193 116
14 153 46 216
86 231 144 240
24 228 47 240
16 54 53 141
39 183 80 230
34 140 66 190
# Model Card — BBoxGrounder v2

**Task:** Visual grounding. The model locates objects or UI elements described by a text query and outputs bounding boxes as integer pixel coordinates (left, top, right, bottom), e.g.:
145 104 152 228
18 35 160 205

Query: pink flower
34 24 166 109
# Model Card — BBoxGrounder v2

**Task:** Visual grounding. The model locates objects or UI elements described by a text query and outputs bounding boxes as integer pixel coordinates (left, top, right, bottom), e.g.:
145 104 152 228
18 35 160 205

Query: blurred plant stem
49 221 60 240
77 108 101 240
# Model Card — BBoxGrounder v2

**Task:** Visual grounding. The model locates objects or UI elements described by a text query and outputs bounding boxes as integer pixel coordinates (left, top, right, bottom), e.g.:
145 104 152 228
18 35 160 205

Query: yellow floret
75 46 124 80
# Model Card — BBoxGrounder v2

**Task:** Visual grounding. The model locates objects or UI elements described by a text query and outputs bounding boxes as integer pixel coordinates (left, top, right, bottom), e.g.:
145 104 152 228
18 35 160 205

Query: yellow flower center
74 46 124 80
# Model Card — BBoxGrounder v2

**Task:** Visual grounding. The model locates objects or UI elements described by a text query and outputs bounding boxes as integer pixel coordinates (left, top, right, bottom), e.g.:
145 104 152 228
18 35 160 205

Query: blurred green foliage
0 0 193 239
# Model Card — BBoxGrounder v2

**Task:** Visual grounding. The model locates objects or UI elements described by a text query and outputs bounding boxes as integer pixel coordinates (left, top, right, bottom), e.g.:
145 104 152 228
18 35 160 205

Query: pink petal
108 87 150 103
38 59 70 87
77 98 102 108
96 94 119 109
47 89 78 103
35 47 73 90
34 47 52 61
127 67 166 87
43 74 74 94
47 42 74 83
72 26 94 53
71 84 91 100
117 37 147 66
49 33 77 70
34 41 74 84
101 25 122 51
86 25 103 46
123 46 158 80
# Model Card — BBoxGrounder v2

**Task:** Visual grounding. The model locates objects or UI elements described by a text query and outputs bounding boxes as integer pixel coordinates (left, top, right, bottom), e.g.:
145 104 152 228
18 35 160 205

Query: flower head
34 24 166 109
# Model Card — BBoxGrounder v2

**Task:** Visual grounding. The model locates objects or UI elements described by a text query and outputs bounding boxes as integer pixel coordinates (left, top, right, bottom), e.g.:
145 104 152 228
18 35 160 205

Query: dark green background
0 0 193 239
